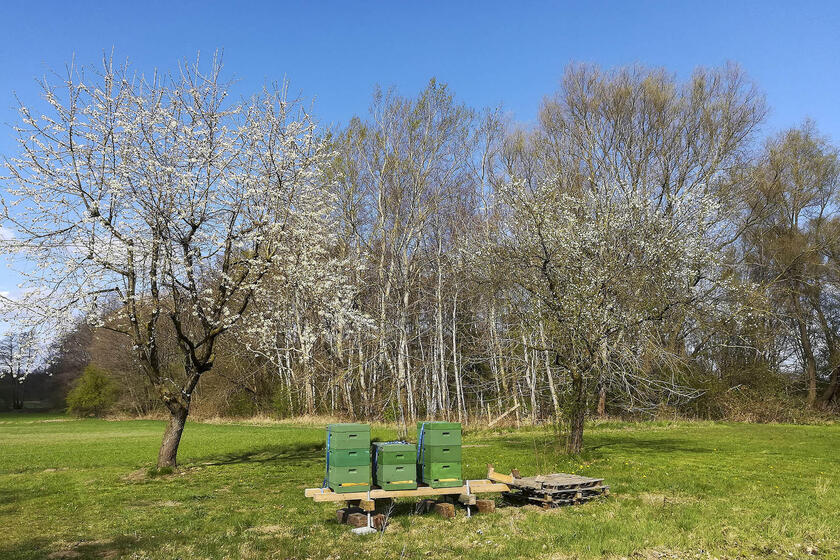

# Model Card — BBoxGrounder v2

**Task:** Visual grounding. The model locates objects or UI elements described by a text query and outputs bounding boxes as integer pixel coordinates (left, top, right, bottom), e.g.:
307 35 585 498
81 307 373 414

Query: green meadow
0 414 837 559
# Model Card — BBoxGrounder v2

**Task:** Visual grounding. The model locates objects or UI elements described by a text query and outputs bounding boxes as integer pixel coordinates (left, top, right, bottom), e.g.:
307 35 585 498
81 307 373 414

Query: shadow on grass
0 486 60 507
193 441 324 467
480 432 714 469
0 534 150 560
584 433 714 455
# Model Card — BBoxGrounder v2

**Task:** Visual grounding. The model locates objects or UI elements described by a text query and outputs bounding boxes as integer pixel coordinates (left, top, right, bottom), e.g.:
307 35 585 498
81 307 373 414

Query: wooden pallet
487 465 610 508
304 479 509 502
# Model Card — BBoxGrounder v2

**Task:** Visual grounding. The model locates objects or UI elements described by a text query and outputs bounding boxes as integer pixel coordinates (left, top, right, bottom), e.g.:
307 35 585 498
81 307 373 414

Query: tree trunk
12 384 23 410
821 365 839 404
158 404 189 468
566 372 586 454
792 294 818 407
597 385 606 417
795 316 818 407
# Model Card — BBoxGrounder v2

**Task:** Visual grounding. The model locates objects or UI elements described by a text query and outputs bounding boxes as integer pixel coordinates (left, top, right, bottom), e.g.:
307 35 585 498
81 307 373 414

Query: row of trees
2 56 838 465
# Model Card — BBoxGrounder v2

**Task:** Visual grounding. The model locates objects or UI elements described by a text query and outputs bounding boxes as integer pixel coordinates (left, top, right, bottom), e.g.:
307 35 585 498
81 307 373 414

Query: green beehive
422 445 461 463
328 448 371 467
327 423 371 449
417 422 462 488
326 424 371 493
375 463 416 490
372 442 415 465
327 465 370 493
419 461 462 487
373 442 417 490
416 421 462 446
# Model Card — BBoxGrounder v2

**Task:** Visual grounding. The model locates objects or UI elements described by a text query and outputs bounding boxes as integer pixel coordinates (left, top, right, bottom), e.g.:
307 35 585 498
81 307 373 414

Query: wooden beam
305 480 510 503
486 464 514 485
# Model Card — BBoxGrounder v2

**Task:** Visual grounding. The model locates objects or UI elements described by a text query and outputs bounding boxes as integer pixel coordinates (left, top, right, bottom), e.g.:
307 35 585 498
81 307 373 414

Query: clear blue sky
1 0 839 298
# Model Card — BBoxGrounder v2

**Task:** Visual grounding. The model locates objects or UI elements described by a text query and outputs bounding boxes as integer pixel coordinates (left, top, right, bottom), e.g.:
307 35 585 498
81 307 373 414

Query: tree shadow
583 433 714 455
480 432 715 471
0 486 60 507
192 441 324 467
0 534 149 560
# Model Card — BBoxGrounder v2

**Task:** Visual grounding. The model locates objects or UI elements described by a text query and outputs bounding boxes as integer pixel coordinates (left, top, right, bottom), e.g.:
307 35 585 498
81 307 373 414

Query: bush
271 386 295 418
66 365 117 417
226 390 257 417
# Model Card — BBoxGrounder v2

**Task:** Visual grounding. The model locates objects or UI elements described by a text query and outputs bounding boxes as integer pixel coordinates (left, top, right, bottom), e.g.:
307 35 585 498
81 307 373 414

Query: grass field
0 414 838 559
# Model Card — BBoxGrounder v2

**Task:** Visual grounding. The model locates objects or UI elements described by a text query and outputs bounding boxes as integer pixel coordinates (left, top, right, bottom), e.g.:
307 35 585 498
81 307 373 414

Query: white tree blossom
0 54 349 465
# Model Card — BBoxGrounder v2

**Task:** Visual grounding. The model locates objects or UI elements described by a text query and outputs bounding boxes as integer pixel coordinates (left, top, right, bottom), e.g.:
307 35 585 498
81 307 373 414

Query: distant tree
743 122 840 407
1 54 345 466
0 331 41 409
44 320 93 408
66 365 117 416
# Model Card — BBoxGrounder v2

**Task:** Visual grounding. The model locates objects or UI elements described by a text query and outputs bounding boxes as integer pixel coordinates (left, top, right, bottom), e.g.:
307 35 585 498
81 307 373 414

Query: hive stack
417 421 462 488
372 442 417 490
326 423 371 493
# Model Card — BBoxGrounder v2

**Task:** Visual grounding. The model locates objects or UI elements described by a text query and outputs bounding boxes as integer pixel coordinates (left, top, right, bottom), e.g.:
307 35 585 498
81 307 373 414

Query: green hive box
422 445 461 463
374 463 417 490
327 466 371 493
372 442 415 465
372 442 417 490
326 424 371 493
328 448 371 467
417 422 462 446
327 423 371 449
419 461 462 488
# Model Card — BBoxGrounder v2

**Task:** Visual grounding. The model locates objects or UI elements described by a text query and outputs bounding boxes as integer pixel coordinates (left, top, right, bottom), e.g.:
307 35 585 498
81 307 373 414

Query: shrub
271 386 295 418
66 365 117 417
226 390 257 417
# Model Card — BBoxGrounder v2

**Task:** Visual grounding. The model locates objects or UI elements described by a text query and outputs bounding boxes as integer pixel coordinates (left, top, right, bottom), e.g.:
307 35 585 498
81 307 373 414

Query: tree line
1 56 838 465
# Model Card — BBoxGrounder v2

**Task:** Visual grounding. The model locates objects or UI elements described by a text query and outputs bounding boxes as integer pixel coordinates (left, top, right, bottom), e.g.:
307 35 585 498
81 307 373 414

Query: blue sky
1 0 839 299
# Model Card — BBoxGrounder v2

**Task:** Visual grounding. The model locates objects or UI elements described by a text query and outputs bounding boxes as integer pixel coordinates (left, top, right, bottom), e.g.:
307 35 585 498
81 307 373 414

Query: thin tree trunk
566 369 586 454
796 316 818 407
540 322 561 419
821 365 839 404
792 293 818 407
597 385 607 417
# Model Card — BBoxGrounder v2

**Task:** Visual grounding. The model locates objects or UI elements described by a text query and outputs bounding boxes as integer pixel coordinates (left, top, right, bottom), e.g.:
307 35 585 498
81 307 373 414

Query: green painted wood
416 421 461 431
376 479 418 491
372 442 416 465
327 465 371 493
328 481 372 494
328 423 371 433
418 461 462 487
421 462 462 480
327 424 371 449
327 448 371 467
374 463 417 490
418 428 461 446
421 445 461 463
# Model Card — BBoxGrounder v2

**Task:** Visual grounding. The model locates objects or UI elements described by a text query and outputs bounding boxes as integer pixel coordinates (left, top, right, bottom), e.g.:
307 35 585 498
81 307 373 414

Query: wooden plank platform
487 464 610 508
304 479 510 502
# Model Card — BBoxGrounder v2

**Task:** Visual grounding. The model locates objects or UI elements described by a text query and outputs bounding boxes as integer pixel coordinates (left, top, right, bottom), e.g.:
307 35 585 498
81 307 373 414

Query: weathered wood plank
487 464 514 484
306 481 510 502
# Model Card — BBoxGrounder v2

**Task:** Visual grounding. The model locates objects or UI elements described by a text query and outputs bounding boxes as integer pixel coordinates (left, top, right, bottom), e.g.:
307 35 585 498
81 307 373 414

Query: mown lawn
0 414 838 559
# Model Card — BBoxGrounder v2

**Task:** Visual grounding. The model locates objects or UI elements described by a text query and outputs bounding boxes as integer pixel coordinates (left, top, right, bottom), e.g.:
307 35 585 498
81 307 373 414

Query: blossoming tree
2 55 340 466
